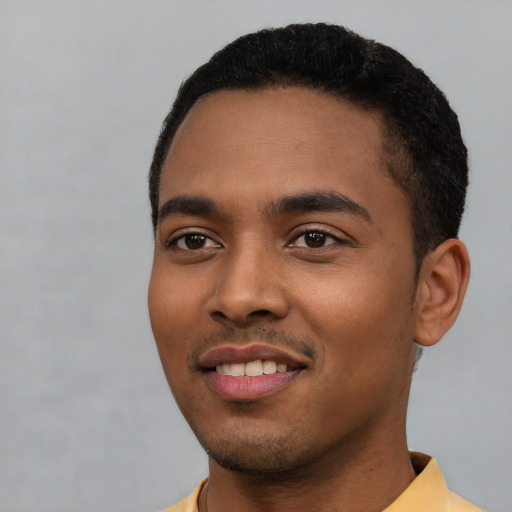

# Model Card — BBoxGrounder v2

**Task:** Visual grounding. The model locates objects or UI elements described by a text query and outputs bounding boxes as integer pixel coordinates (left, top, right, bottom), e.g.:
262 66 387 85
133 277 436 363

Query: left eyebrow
266 190 372 222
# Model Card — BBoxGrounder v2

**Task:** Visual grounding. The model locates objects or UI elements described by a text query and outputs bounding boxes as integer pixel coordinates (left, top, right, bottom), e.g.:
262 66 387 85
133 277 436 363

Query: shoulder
447 489 485 512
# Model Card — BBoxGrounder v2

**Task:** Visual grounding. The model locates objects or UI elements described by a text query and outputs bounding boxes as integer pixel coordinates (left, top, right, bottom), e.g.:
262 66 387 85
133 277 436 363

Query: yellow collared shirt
161 453 483 512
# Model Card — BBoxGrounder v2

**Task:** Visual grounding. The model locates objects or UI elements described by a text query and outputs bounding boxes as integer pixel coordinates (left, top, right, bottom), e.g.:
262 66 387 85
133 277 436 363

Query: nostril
252 310 272 317
210 309 274 325
212 311 229 320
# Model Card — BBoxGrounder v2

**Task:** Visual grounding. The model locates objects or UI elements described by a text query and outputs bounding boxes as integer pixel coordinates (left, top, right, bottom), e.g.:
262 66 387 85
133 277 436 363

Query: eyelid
164 227 222 249
287 224 351 247
291 233 341 248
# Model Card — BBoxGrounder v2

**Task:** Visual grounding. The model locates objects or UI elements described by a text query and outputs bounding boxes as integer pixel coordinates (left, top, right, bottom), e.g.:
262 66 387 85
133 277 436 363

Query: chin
196 430 314 475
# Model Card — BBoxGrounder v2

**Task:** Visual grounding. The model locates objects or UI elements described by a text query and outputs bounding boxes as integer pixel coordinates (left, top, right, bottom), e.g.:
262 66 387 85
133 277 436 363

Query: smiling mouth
202 358 306 400
214 359 293 377
198 343 311 400
203 366 304 400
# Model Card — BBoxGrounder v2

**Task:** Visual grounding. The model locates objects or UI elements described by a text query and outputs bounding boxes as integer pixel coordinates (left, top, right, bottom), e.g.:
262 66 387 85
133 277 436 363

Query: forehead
159 87 404 222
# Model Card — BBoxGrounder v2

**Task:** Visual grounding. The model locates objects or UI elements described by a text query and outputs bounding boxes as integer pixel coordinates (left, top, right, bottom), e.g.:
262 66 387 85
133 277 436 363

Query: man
147 23 481 512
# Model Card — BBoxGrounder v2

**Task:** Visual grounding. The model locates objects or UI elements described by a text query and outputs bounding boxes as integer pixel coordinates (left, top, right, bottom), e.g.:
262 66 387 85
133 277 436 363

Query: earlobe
414 239 470 347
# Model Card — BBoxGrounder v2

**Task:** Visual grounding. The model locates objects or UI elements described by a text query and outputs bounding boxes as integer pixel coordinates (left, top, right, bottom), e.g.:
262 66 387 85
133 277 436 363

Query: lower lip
203 370 301 400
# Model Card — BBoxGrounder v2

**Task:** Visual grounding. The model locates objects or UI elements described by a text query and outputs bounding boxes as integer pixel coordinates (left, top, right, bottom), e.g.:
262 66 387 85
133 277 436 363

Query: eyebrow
266 190 372 222
158 196 221 222
158 190 371 224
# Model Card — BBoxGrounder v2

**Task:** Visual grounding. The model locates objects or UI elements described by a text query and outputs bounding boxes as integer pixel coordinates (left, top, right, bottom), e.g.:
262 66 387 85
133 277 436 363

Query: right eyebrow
158 196 221 222
265 190 372 223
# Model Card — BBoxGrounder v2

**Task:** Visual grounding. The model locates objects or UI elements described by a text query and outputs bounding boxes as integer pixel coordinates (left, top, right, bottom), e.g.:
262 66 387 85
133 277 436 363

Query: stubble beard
194 424 317 477
182 325 321 476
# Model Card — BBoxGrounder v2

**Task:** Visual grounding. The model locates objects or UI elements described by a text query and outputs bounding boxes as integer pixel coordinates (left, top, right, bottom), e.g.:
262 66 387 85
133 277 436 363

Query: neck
201 428 416 512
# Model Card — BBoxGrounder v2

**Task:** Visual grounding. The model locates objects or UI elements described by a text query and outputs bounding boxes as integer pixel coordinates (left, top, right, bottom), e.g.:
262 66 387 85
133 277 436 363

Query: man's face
148 87 419 474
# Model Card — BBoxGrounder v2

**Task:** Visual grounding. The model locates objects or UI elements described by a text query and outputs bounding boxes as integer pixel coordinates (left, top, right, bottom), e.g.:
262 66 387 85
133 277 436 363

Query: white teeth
230 363 245 377
215 360 289 376
262 360 277 374
245 360 263 376
217 363 230 375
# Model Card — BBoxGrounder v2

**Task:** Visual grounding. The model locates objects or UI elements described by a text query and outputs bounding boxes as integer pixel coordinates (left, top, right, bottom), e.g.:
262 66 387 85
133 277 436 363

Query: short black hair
149 22 468 265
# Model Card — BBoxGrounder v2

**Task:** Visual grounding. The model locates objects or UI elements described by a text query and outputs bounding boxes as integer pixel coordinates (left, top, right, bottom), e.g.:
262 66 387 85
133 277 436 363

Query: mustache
190 323 317 363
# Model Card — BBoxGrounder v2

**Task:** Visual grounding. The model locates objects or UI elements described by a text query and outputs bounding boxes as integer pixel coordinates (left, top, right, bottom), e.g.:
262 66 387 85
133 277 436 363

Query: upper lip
198 343 311 371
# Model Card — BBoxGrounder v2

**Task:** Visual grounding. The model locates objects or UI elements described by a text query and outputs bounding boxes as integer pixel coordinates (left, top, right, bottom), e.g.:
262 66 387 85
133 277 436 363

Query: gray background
1 1 511 511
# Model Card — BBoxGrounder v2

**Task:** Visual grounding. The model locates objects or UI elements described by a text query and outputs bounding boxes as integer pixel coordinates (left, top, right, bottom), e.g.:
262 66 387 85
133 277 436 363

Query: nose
207 245 289 325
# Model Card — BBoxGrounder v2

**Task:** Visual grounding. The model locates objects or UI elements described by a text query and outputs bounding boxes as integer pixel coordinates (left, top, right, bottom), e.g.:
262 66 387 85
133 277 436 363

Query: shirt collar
384 452 449 512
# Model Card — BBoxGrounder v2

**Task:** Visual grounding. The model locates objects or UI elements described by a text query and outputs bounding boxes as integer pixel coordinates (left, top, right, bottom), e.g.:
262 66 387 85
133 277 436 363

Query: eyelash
166 230 220 251
288 229 348 250
166 227 348 253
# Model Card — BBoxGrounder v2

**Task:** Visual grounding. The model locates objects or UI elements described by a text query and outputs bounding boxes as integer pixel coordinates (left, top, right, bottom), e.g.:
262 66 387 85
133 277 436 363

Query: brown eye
290 229 345 250
184 234 206 249
172 233 219 251
304 231 327 248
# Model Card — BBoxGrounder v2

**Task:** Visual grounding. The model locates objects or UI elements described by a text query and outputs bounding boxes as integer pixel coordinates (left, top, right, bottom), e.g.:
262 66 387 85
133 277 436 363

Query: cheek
148 270 209 412
149 259 207 329
294 263 415 364
148 266 202 368
295 268 415 426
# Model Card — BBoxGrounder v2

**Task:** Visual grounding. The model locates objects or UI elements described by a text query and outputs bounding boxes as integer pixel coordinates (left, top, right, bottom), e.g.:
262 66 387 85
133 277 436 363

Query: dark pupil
185 234 206 250
305 231 326 248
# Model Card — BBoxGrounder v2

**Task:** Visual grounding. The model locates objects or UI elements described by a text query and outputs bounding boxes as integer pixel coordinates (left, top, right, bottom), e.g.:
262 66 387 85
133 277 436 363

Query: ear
414 239 470 347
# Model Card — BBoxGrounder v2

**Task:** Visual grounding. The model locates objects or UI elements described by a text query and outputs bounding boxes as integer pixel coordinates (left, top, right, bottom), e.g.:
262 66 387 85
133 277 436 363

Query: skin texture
148 87 470 512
